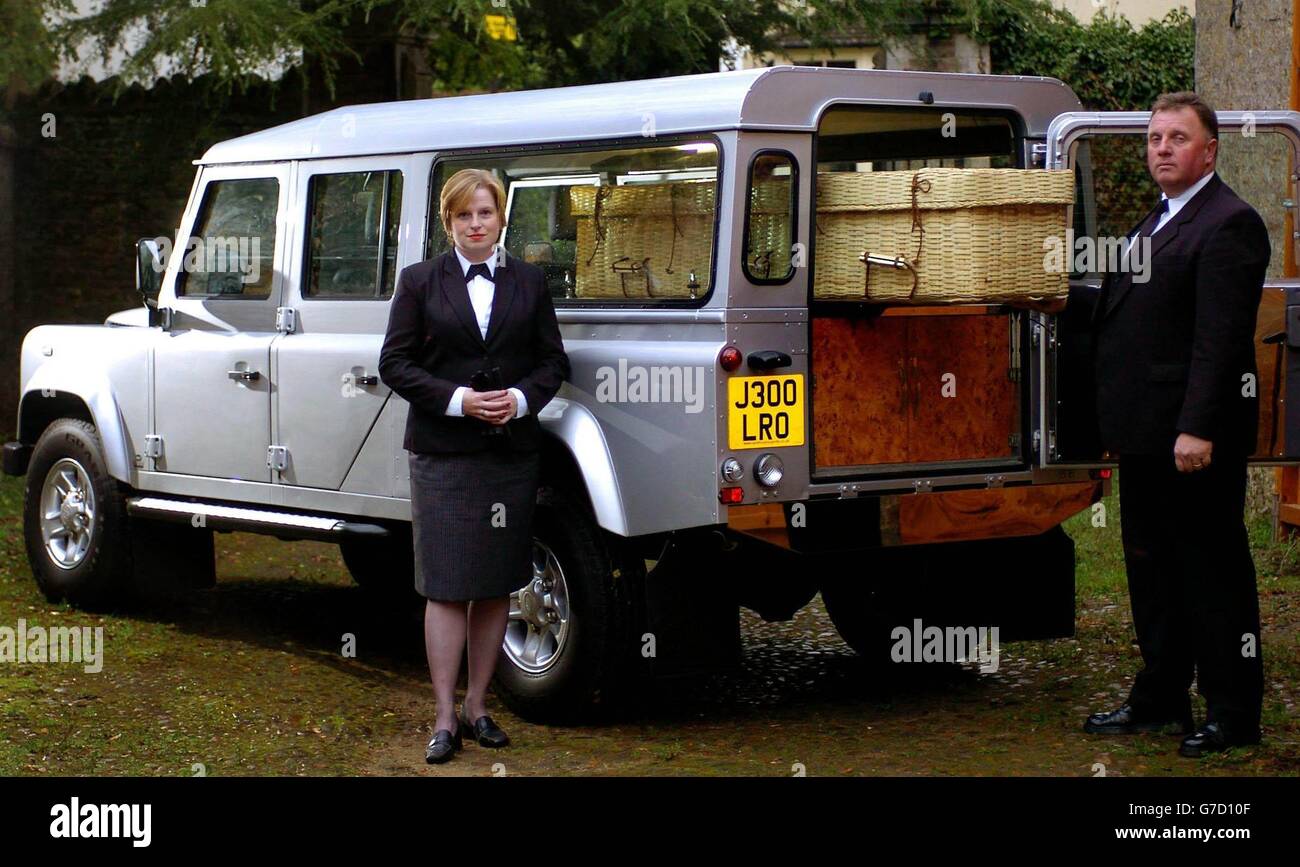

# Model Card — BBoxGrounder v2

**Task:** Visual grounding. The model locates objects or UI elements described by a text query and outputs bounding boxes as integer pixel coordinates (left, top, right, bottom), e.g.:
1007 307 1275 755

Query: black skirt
408 448 541 601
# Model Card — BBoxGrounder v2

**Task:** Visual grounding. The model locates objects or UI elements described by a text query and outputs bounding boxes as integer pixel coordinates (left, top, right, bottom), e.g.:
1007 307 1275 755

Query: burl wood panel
724 484 1102 550
812 311 1018 468
895 481 1102 545
908 314 1018 462
1253 286 1287 458
812 316 909 467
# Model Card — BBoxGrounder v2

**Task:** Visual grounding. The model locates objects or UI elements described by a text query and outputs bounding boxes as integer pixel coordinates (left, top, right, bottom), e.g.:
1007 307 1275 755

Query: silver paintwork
15 67 1145 542
198 66 1081 166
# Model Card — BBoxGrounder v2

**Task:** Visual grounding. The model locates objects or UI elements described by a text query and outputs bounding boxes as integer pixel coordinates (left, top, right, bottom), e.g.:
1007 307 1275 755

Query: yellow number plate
727 374 805 449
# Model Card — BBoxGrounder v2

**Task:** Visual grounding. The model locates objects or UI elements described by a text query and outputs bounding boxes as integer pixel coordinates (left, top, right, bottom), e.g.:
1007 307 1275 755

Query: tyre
339 525 421 602
491 482 643 724
22 418 133 609
818 545 919 668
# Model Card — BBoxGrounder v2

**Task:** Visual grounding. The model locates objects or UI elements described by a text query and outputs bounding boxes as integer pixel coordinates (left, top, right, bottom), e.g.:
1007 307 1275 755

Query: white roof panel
198 65 1082 165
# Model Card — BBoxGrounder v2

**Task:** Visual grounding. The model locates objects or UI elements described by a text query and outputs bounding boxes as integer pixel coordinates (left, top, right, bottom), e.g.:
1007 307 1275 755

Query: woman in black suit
378 168 570 763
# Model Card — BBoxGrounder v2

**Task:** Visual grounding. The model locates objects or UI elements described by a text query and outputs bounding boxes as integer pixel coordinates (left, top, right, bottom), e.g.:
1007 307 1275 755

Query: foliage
0 0 73 111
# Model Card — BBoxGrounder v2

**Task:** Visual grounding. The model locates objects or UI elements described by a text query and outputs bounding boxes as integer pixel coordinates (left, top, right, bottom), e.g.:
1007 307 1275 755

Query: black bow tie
465 262 494 283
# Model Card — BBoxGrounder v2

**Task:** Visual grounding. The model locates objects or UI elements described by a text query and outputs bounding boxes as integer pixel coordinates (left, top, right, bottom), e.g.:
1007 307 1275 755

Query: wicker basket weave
570 182 716 299
813 168 1075 303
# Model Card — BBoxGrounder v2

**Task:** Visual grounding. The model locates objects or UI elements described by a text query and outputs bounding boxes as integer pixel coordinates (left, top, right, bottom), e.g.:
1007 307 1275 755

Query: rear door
1040 109 1300 465
272 156 418 492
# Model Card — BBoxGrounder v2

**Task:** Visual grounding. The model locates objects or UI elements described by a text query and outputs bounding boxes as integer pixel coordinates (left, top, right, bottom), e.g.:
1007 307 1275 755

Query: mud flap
128 518 216 597
902 525 1076 642
640 530 742 678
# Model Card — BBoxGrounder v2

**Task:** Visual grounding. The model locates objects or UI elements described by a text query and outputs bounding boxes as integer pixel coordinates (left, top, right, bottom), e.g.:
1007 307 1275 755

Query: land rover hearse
7 66 1300 722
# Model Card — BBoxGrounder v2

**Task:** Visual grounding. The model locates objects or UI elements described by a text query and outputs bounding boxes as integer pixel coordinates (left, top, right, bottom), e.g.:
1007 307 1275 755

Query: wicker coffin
569 182 716 299
813 168 1075 303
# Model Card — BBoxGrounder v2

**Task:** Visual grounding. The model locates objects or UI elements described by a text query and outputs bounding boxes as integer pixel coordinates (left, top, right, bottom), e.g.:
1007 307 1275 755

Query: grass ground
1 468 1297 776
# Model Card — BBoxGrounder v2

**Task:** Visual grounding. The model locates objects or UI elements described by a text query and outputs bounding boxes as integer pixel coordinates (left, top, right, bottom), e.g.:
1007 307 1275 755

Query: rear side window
305 170 404 298
743 150 797 284
429 137 722 304
177 178 279 298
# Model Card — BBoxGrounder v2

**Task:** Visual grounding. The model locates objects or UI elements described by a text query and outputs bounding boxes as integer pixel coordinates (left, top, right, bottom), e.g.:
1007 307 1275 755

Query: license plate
727 374 805 449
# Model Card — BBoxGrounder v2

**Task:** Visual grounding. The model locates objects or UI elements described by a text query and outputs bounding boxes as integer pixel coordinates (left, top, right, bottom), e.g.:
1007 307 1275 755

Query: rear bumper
3 442 31 477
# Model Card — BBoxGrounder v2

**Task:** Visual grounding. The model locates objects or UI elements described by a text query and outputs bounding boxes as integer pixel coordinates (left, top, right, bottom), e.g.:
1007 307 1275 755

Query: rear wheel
818 546 915 668
491 482 643 724
22 418 133 609
338 526 421 602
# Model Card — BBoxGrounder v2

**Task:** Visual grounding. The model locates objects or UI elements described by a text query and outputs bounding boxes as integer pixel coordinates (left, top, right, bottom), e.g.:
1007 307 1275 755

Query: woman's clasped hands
463 388 515 425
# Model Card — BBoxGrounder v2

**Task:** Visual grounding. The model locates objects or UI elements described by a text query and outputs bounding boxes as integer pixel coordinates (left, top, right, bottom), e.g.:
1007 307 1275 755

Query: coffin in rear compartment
811 307 1021 472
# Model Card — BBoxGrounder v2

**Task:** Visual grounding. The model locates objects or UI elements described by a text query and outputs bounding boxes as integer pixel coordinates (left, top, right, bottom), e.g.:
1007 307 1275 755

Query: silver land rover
7 66 1300 722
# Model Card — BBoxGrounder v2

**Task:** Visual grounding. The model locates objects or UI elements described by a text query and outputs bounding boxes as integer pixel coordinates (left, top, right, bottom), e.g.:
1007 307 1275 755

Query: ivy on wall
974 1 1195 110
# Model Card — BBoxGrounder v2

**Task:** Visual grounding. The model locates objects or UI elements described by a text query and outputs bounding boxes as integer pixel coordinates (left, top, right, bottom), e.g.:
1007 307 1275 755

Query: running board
126 496 391 543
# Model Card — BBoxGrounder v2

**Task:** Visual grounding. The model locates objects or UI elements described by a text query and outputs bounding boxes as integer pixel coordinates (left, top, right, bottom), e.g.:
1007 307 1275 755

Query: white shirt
1122 170 1215 260
444 245 529 419
1154 169 1215 235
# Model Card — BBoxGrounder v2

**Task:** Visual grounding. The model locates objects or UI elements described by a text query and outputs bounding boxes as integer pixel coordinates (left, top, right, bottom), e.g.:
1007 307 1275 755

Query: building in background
724 0 1195 74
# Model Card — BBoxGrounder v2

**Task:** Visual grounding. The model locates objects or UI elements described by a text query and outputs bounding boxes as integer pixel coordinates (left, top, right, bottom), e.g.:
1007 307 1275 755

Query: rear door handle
747 350 793 371
227 369 261 382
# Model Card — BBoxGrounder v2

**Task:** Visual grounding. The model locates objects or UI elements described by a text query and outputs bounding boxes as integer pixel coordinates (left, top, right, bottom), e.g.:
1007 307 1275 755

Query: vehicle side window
305 170 404 298
177 178 279 299
743 151 797 284
428 138 721 304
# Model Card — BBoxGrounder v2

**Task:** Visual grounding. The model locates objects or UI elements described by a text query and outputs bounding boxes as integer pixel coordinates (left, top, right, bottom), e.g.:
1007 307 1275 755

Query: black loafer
1083 704 1193 735
1179 722 1260 758
459 707 509 748
425 724 463 764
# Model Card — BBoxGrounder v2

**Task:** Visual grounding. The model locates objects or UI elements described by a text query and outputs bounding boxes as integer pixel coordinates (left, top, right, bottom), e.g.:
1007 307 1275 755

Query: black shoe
1179 722 1261 758
1083 704 1193 735
459 707 509 748
424 722 463 764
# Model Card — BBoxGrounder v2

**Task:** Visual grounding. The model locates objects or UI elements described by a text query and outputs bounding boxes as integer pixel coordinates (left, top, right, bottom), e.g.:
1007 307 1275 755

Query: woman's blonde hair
439 168 507 241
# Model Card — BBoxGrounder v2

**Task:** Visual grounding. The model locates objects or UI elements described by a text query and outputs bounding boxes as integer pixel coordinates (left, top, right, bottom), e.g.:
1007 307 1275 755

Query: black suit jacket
1092 173 1270 456
378 249 571 454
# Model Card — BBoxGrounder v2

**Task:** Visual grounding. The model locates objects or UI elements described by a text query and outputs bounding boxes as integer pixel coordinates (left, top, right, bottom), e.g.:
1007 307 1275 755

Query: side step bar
126 496 391 543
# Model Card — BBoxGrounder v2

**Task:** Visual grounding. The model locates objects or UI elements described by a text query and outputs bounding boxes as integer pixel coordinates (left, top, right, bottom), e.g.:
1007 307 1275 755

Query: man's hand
1174 432 1213 473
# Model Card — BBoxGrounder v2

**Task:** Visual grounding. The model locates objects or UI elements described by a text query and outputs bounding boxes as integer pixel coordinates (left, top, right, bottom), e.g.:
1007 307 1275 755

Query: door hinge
1031 429 1041 458
144 435 163 459
267 445 289 472
913 479 933 493
276 307 296 334
1030 141 1048 169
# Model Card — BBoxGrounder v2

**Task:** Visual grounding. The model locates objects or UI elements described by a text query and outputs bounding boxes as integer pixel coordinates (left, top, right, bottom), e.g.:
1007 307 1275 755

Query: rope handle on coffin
853 171 929 302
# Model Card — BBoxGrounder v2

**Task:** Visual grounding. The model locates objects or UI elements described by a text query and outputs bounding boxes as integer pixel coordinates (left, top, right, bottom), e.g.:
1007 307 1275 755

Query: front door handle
227 369 261 382
352 374 378 386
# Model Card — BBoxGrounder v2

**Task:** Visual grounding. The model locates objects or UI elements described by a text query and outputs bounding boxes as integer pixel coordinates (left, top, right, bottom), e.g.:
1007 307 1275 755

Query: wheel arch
18 372 133 483
538 398 629 537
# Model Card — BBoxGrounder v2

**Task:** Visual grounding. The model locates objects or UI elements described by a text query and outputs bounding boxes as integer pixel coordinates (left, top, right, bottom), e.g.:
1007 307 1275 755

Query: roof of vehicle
198 65 1083 165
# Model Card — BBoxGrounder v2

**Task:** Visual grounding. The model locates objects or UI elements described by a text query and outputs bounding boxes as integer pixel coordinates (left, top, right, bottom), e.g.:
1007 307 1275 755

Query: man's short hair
1151 91 1218 141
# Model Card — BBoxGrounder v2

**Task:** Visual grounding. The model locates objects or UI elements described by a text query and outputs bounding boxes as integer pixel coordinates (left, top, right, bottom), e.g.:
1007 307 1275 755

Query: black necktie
1137 197 1170 239
465 262 494 283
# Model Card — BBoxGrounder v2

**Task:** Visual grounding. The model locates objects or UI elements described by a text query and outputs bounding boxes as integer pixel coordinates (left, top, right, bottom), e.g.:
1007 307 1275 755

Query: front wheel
491 482 643 724
22 418 133 609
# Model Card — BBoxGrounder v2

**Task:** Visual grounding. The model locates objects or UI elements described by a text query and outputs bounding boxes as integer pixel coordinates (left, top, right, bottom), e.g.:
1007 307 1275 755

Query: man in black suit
1082 92 1270 757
